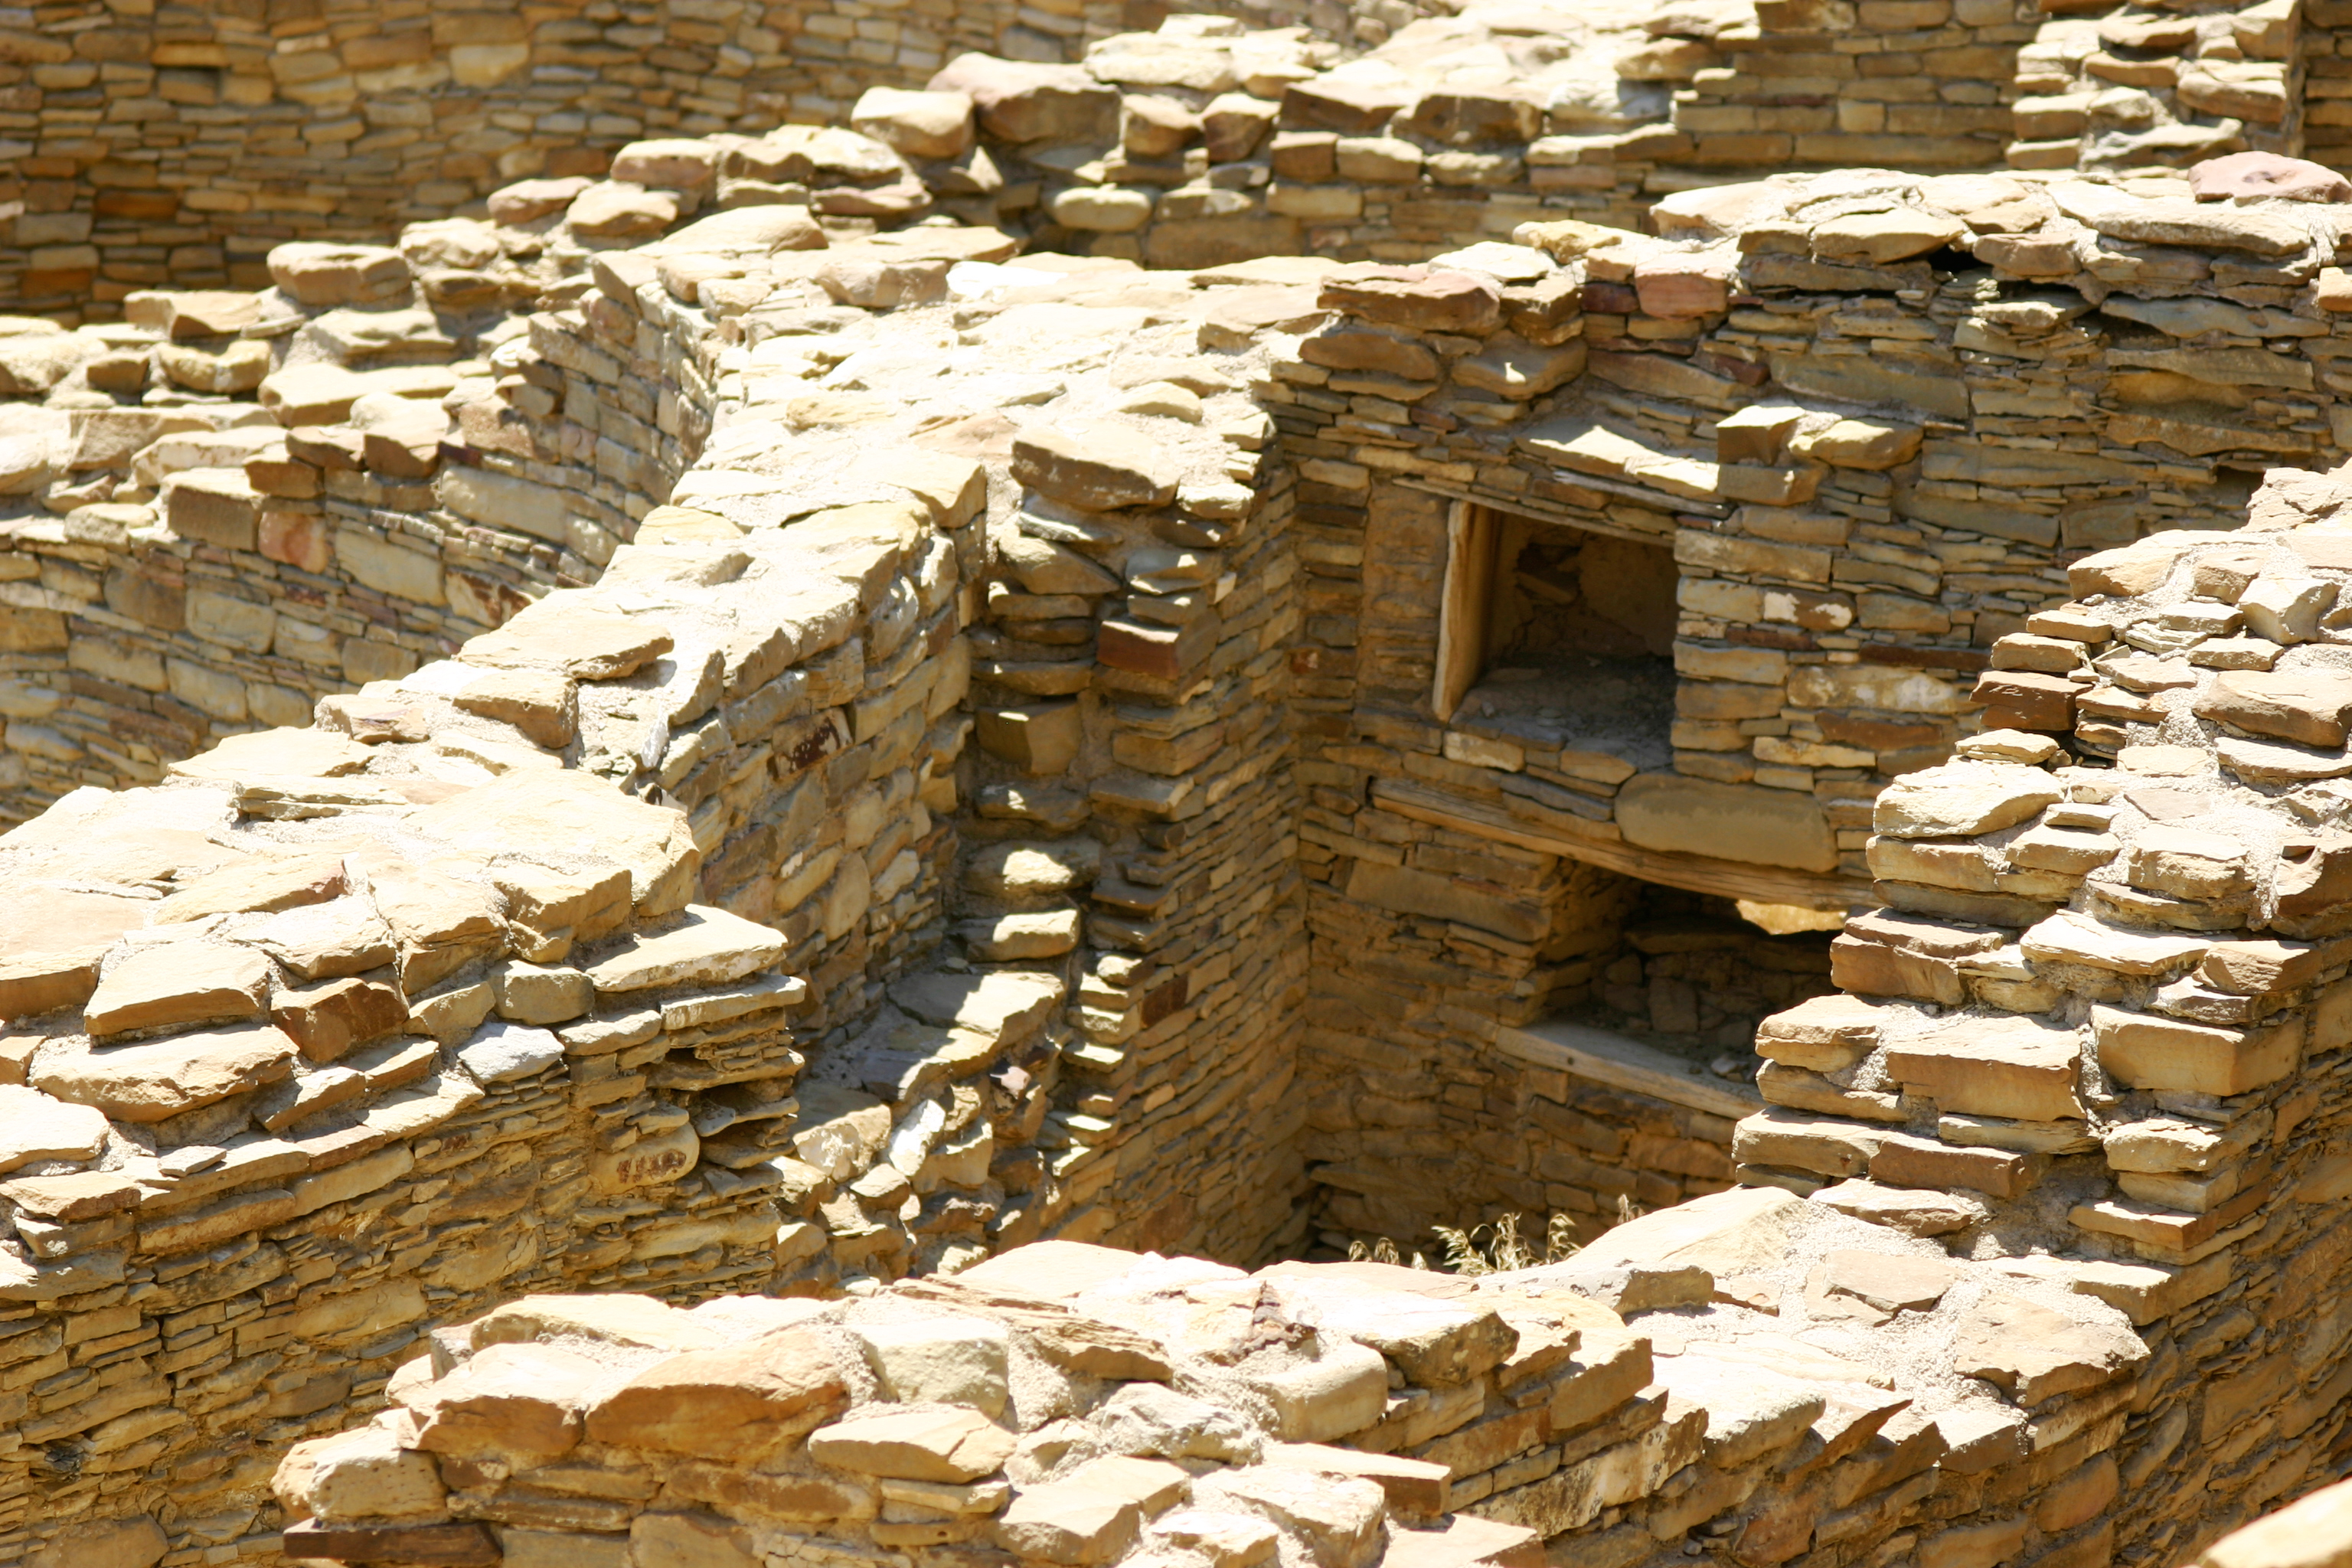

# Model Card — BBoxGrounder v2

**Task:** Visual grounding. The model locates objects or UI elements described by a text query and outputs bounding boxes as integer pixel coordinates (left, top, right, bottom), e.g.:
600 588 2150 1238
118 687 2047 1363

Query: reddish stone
1318 266 1504 335
1635 256 1733 319
1971 670 2079 732
2190 150 2352 204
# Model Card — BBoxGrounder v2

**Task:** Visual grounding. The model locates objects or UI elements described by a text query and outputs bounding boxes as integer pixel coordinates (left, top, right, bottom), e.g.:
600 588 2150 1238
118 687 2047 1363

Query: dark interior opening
1452 517 1677 768
1550 883 1839 1082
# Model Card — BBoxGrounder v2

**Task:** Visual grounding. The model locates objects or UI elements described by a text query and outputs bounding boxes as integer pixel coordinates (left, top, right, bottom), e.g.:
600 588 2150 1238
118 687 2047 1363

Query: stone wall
1732 466 2352 1562
2194 1474 2352 1566
15 0 2352 335
1276 162 2352 1250
0 479 1001 1564
256 1229 2162 1568
0 0 1472 321
18 97 2352 1568
0 113 1323 1563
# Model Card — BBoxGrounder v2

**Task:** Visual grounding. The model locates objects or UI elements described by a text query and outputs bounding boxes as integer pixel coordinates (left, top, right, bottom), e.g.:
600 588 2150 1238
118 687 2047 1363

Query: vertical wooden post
1433 501 1498 721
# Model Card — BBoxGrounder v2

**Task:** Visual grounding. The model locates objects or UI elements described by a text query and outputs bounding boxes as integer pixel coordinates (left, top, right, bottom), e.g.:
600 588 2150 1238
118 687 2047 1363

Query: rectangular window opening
1436 503 1677 768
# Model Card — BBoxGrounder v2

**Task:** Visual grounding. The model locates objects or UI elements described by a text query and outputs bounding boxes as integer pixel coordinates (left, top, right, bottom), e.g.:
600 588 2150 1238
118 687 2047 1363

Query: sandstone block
808 1406 1018 1481
851 87 975 159
1873 760 2060 838
978 702 1082 773
472 1293 719 1354
457 1019 564 1083
2125 825 2249 900
1318 267 1503 335
929 55 1119 142
1806 1180 1982 1236
1207 1467 1386 1568
494 962 593 1025
162 290 262 338
411 1342 605 1462
2188 149 2352 204
269 242 411 306
1236 1339 1388 1442
612 139 720 188
281 1524 498 1568
165 466 260 551
488 176 596 224
248 896 397 980
853 1315 1011 1415
259 364 377 426
585 905 786 993
1151 1510 1282 1568
1883 1014 2082 1122
158 338 269 394
1012 424 1180 511
34 1023 297 1122
459 606 672 680
449 666 577 749
272 976 405 1062
1615 773 1839 872
1755 994 1885 1072
2092 1007 2301 1096
156 854 346 924
1949 1292 2146 1405
0 1084 109 1174
588 1330 845 1458
955 910 1083 961
2020 910 2207 975
1052 187 1155 232
567 182 681 240
2194 668 2352 747
1805 417 1921 469
1452 337 1585 400
998 1456 1191 1565
274 1425 446 1523
632 1512 758 1568
83 940 270 1035
1811 207 1964 263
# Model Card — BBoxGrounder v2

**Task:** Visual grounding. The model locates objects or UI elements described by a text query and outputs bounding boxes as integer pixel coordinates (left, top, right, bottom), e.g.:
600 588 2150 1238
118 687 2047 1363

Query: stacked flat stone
1726 463 2352 1562
3 116 1340 1562
0 0 1142 318
0 465 1080 1563
261 1231 2151 1568
0 127 928 827
2009 1 2301 172
1278 164 2352 900
12 0 2352 337
1663 0 2031 178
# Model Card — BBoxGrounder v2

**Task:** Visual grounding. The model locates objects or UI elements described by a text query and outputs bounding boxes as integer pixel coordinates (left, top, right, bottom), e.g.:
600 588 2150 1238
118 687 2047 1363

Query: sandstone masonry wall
0 0 1472 322
253 1230 2164 1568
0 112 1326 1563
1273 165 2352 1250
